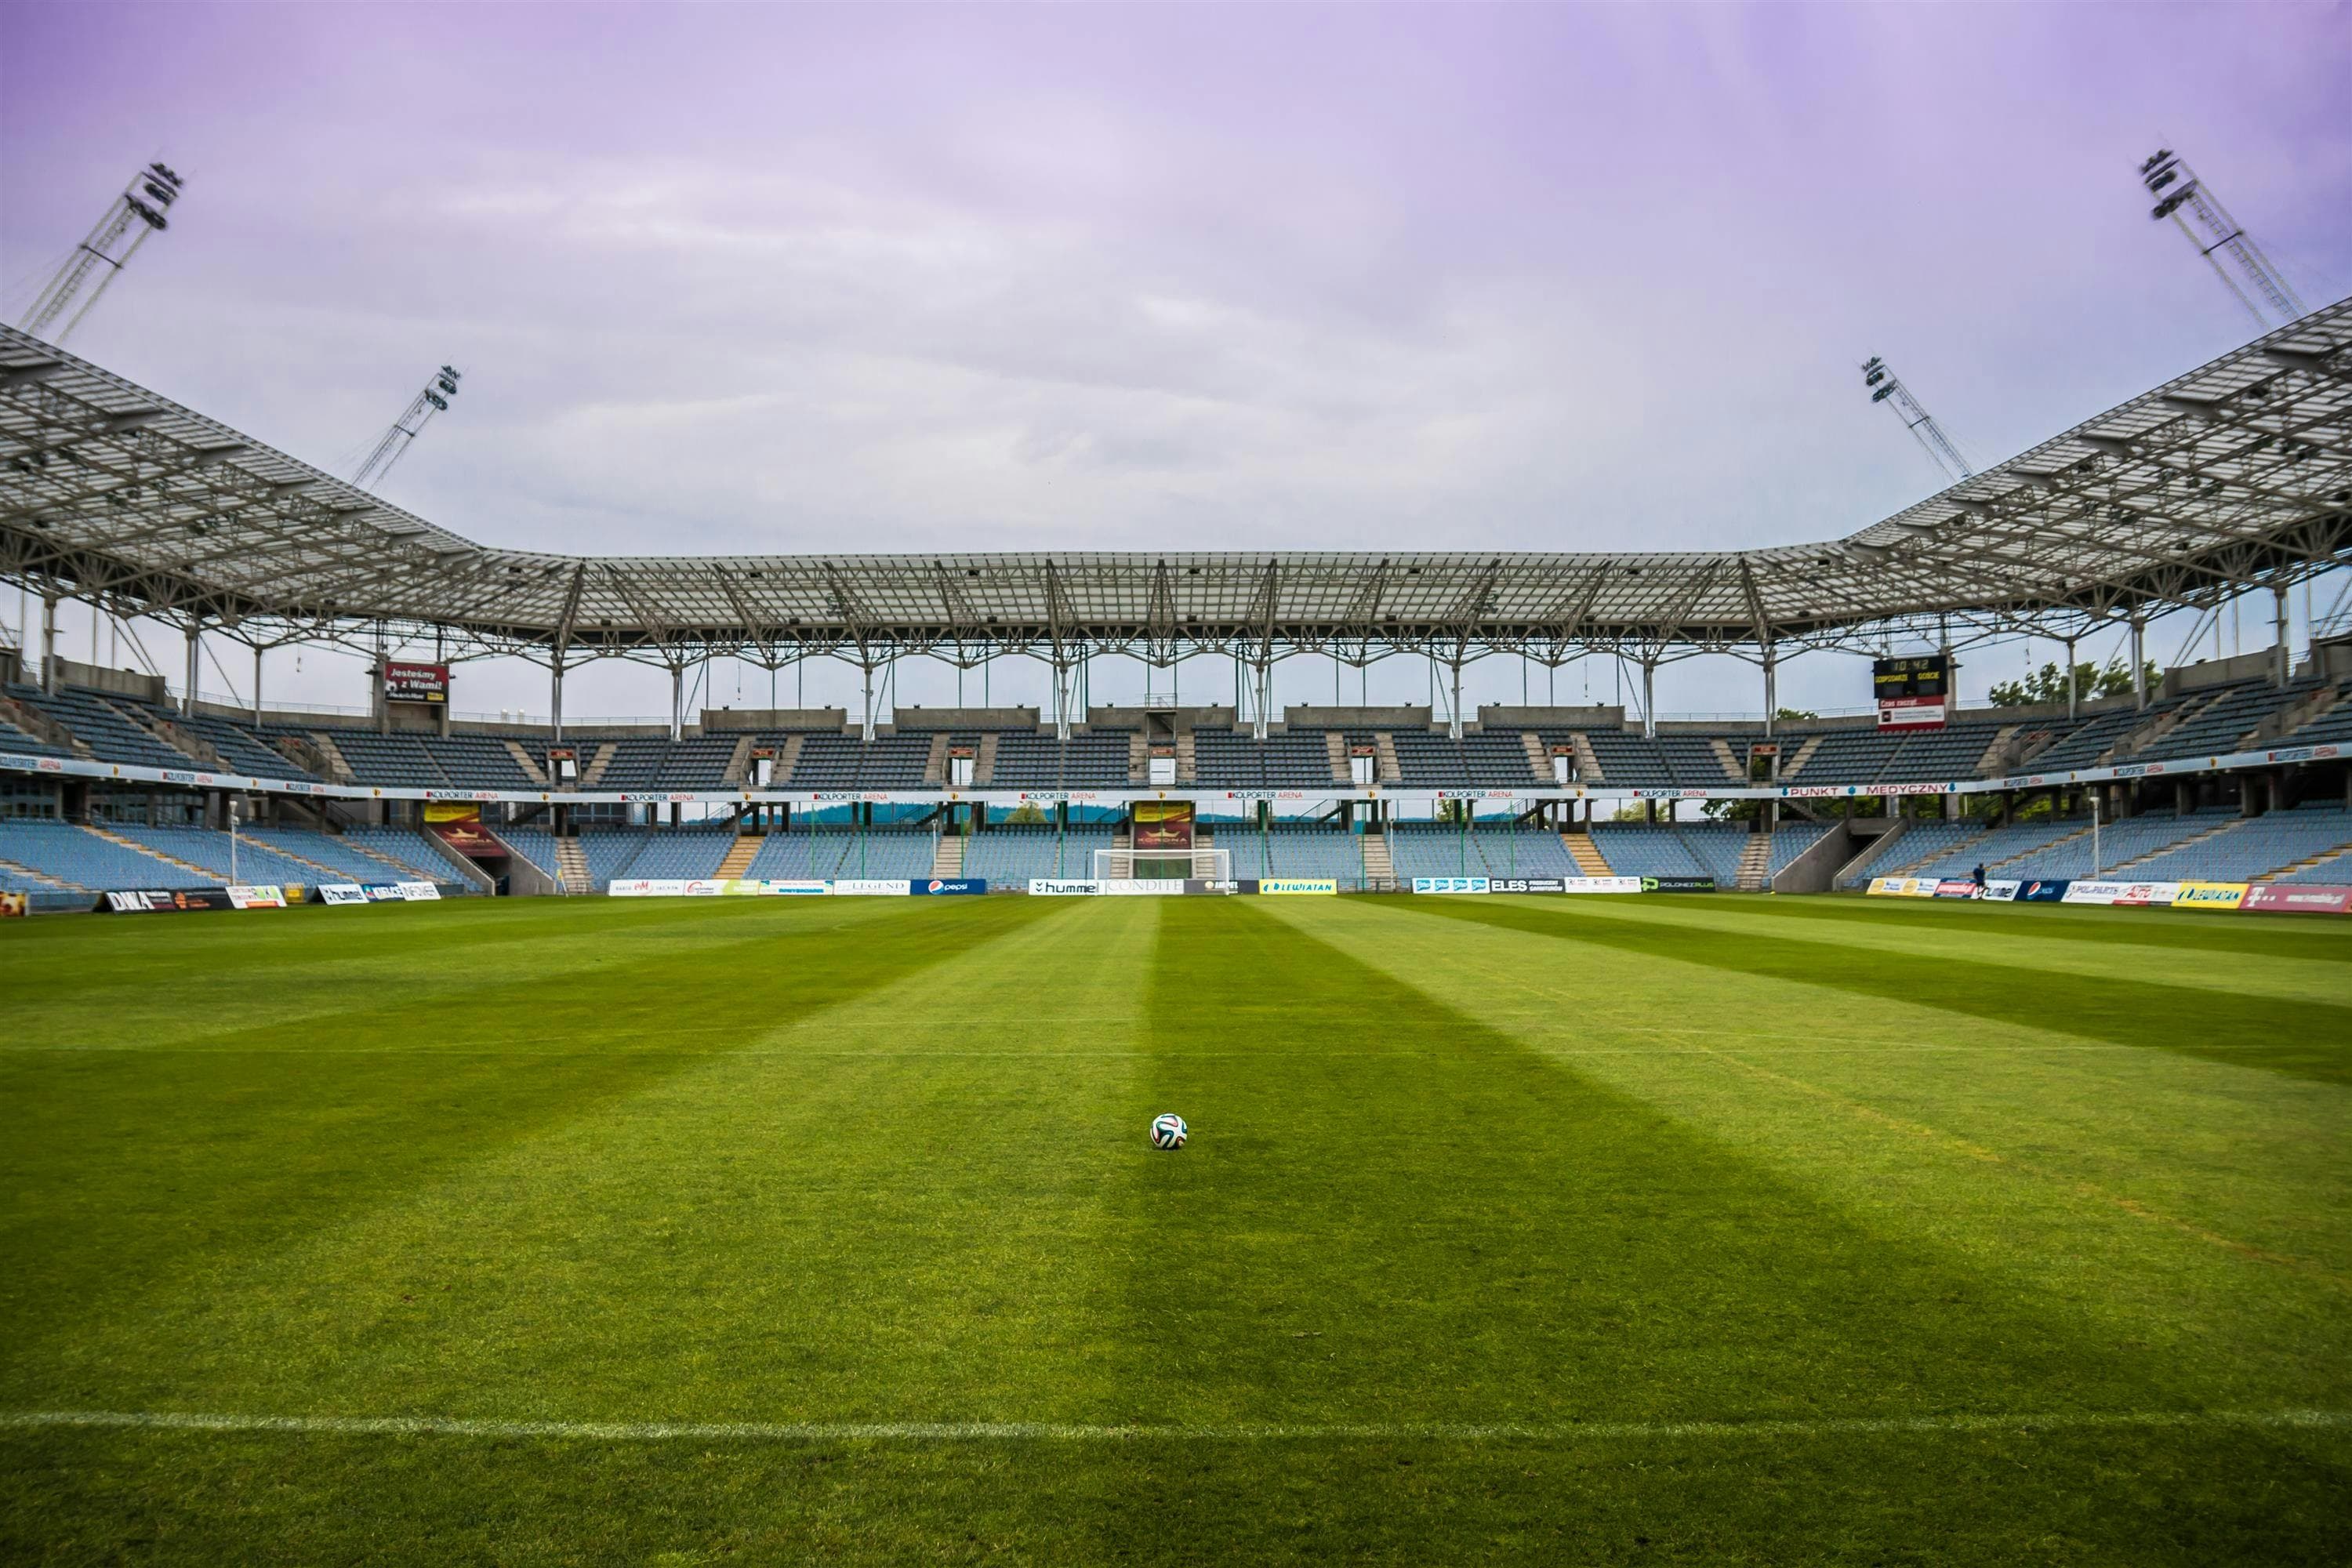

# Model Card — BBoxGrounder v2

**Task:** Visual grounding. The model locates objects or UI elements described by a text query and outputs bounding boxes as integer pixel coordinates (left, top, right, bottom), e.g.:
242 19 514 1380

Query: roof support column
550 654 565 744
1250 657 1272 741
859 659 877 742
2129 615 2147 710
183 619 201 717
252 643 264 728
38 592 57 695
2063 637 2078 720
1052 658 1075 742
1761 642 1777 740
1446 656 1464 742
1640 655 1657 740
2274 584 2291 688
670 662 685 742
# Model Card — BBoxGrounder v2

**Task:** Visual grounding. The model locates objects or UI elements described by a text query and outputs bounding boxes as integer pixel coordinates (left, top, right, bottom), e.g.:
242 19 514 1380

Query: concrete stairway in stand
931 834 964 878
1359 831 1395 889
1562 829 1613 875
1736 833 1772 890
715 836 760 880
555 838 591 895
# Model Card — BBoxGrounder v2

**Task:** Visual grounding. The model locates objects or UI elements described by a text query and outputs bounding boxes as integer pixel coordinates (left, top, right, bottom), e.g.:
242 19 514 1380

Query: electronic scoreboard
1873 654 1950 730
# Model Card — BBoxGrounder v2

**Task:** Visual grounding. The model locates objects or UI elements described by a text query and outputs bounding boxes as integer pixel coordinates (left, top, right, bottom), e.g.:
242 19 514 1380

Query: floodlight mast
1860 356 1974 481
352 365 463 490
17 162 185 347
2140 149 2303 330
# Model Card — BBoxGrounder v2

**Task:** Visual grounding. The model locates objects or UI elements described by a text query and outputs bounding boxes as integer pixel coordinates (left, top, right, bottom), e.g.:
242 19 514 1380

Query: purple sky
4 2 2349 721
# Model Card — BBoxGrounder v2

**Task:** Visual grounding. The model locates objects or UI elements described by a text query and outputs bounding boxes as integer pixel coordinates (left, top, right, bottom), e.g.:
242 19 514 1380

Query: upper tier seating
1388 731 1536 787
1189 728 1334 787
2137 680 2317 762
988 732 1132 789
787 735 931 789
10 685 191 769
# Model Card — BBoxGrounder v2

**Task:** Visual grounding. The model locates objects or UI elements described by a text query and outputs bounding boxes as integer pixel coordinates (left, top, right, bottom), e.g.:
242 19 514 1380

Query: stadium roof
2 303 2348 675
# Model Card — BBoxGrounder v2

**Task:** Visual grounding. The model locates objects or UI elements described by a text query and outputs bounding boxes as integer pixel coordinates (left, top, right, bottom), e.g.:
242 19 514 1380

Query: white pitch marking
1 1408 2342 1445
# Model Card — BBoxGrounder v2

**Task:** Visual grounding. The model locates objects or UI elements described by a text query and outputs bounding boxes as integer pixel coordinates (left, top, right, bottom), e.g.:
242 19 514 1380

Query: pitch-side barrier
1866 876 2352 913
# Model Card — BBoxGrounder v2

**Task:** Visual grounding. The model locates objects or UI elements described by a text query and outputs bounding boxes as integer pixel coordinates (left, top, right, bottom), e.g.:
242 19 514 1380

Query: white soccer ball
1149 1112 1188 1150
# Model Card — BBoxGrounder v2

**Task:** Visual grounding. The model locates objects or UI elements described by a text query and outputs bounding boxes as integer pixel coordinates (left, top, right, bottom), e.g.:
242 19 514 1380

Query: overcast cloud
3 2 2348 720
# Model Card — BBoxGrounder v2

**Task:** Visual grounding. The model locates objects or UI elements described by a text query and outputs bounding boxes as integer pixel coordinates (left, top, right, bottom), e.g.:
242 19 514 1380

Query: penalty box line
3 1408 2344 1446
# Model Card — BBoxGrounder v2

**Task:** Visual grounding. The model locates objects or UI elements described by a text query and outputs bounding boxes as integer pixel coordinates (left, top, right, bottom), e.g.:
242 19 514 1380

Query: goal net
1094 848 1232 883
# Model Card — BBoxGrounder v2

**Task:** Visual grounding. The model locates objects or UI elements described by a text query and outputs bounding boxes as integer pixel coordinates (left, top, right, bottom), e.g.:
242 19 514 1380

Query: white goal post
1094 848 1232 882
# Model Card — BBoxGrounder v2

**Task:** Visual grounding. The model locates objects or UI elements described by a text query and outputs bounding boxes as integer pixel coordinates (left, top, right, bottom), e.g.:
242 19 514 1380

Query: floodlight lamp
1871 385 1895 404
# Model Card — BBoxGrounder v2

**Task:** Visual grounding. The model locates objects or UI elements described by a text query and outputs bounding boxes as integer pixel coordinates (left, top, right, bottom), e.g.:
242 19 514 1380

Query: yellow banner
423 801 481 823
2171 880 2249 910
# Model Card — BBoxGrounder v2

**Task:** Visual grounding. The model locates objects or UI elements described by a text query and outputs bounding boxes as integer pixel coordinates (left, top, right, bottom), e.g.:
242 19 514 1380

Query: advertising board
318 884 368 905
2062 880 2180 907
2015 879 2071 902
383 661 449 704
2241 884 2352 914
912 879 988 895
0 890 26 918
1641 877 1719 892
1412 876 1490 895
2170 880 2249 910
225 884 288 909
1873 655 1950 731
1258 878 1338 895
1933 879 1981 898
1486 877 1566 895
1562 877 1642 894
1983 880 2021 901
1029 878 1102 896
833 879 912 897
101 887 234 913
394 881 442 902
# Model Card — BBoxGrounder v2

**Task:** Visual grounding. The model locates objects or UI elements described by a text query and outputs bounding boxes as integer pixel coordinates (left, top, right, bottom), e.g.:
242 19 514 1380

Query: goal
1094 848 1232 883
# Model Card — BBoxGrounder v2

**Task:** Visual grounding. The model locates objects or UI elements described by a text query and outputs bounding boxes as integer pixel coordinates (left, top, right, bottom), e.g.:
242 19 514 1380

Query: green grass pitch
2 891 2347 1563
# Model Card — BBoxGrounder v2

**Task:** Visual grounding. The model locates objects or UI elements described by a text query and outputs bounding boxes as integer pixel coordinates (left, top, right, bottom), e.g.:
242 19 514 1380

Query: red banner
2241 884 2352 915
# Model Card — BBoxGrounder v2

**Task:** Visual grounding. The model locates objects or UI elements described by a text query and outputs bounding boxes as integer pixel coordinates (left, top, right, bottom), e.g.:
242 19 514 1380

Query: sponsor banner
833 879 912 897
394 881 442 902
2170 880 2249 911
101 887 235 913
1029 878 1102 896
1133 800 1196 851
2241 883 2352 915
318 884 368 906
771 880 833 895
225 884 288 909
1876 695 1949 731
2062 880 2180 908
720 880 768 896
0 890 27 918
1258 878 1338 895
1413 876 1490 895
1933 879 1982 898
681 880 724 897
1642 877 1718 892
1487 877 1567 895
1562 877 1643 895
1100 878 1195 896
2015 878 2070 902
1983 880 2021 901
383 660 449 704
423 800 482 822
912 878 988 895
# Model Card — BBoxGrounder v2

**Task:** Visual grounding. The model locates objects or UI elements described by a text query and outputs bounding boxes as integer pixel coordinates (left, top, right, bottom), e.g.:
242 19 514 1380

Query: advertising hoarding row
1868 877 2350 913
608 878 988 898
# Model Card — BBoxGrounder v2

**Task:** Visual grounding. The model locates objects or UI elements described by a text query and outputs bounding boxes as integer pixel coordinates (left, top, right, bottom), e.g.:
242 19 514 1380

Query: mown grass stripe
1402 894 2352 1084
6 1406 2343 1445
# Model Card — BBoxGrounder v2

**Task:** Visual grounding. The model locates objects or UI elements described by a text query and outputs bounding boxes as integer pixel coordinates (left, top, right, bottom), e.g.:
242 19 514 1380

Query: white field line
2 1408 2343 1446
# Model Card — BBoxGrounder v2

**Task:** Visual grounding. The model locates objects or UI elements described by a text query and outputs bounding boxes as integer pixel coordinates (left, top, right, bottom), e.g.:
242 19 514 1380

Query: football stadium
5 9 2352 1565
